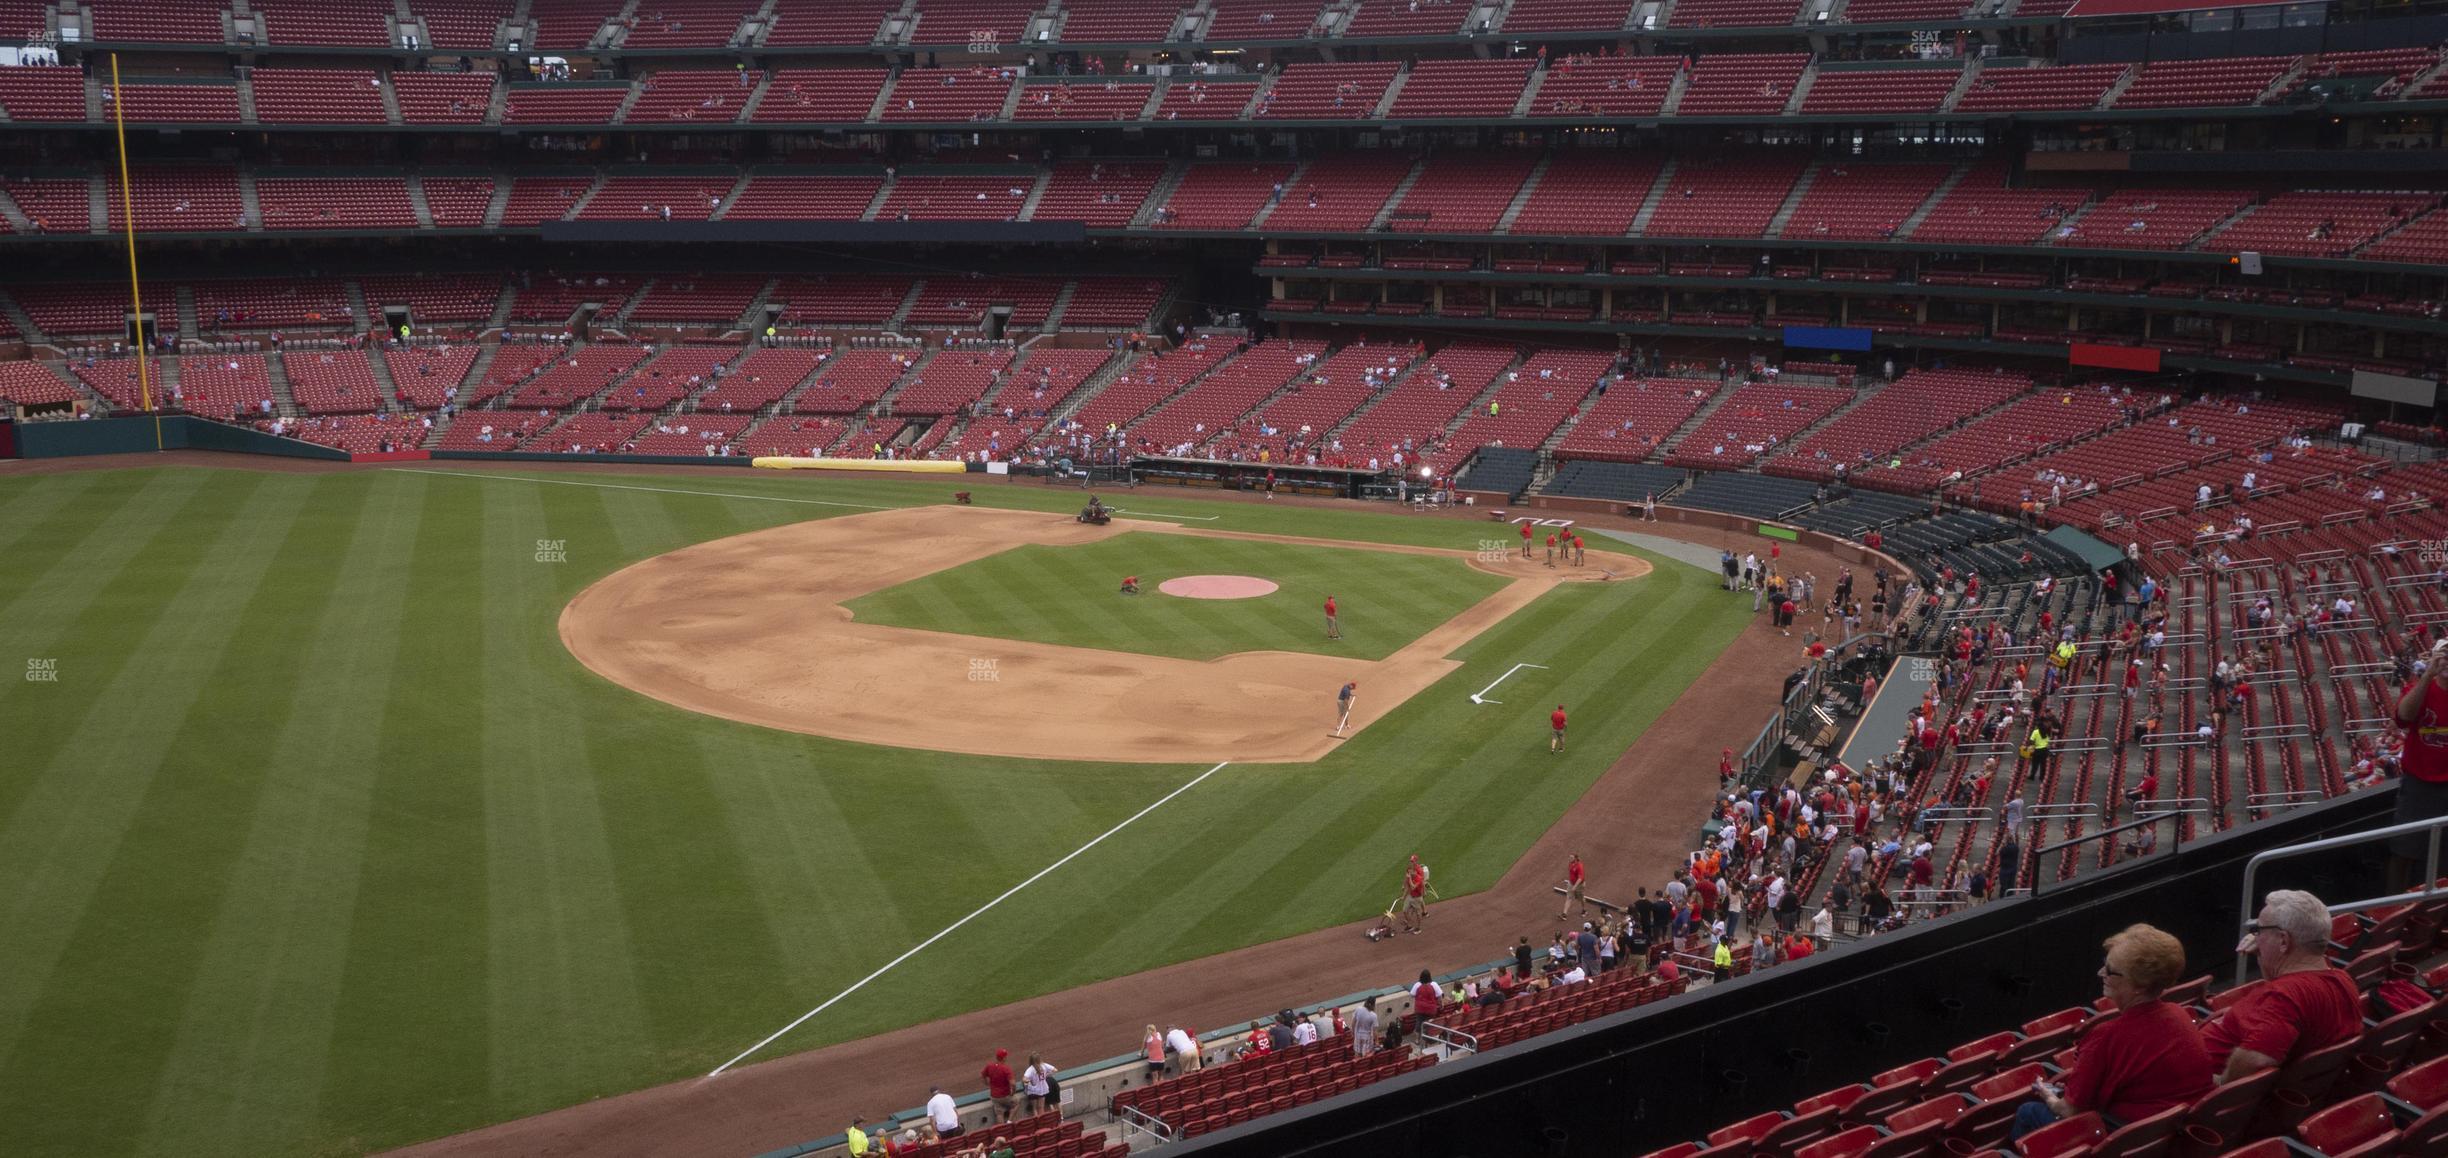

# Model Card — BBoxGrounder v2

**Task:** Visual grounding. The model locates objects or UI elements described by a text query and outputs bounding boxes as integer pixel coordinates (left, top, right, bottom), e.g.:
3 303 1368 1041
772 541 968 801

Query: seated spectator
2011 923 2212 1141
2200 889 2362 1083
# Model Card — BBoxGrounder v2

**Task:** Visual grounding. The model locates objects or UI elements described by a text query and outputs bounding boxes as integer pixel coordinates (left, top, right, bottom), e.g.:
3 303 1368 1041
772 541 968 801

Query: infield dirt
559 505 1647 764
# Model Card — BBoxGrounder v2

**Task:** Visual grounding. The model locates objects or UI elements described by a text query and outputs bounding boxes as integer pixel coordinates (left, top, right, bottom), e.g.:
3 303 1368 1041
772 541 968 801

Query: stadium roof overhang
2066 0 2290 15
2044 525 2132 574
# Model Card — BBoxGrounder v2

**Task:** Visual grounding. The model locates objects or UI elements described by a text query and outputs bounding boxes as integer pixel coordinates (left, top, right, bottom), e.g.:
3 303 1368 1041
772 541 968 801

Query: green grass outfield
846 533 1508 660
0 465 1750 1158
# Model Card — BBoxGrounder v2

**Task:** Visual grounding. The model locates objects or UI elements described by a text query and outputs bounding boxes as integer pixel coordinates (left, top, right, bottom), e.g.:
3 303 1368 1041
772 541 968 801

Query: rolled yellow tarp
752 457 969 474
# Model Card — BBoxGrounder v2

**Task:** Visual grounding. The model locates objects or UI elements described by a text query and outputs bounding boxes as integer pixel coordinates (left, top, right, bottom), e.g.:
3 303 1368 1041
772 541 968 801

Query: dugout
1169 786 2399 1157
1132 456 1379 500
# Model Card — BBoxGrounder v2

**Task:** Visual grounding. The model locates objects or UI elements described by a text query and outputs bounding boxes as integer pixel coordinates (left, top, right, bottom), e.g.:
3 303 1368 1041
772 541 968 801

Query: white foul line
1469 663 1549 706
387 468 900 510
707 760 1233 1078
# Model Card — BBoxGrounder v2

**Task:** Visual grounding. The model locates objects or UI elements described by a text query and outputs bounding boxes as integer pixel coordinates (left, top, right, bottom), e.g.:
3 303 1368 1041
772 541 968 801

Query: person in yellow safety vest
2052 640 2076 670
1489 400 1501 417
845 1118 869 1156
2025 725 2051 781
1712 939 1734 980
873 442 883 458
765 325 776 341
397 323 410 341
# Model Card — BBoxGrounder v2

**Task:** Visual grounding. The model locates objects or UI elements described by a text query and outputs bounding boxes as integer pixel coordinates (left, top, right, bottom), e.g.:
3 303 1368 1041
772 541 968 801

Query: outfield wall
1173 788 2399 1157
14 415 349 460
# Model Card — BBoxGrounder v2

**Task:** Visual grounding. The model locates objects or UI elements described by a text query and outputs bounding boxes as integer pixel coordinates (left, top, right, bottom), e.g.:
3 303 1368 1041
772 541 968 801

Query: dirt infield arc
559 506 1647 764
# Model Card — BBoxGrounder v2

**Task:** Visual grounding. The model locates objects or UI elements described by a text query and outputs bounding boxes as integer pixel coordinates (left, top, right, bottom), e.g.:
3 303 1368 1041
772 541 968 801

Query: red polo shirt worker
2392 641 2448 889
2201 890 2362 1083
1550 704 1568 753
1400 855 1430 933
1520 520 1534 558
1559 853 1587 920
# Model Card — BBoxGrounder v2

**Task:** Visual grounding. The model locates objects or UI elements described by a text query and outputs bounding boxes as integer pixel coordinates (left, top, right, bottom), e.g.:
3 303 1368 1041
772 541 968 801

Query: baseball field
0 463 1751 1158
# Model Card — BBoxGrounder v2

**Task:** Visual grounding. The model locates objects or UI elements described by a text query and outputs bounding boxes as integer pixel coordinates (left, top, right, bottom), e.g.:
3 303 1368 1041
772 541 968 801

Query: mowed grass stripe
319 476 495 1153
0 469 100 562
585 487 793 1064
135 475 425 1158
0 473 317 1156
479 483 655 1113
0 471 241 828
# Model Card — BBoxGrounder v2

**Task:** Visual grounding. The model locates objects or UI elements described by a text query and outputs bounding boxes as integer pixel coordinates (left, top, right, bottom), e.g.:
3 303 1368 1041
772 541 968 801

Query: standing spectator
1165 1024 1202 1075
2010 924 2211 1140
2392 642 2448 891
926 1085 965 1141
1020 1053 1056 1117
1352 997 1380 1056
1810 901 1834 946
1141 1025 1166 1082
981 1050 1016 1123
1410 969 1442 1036
1575 922 1599 973
846 1116 871 1156
2201 890 2363 1082
1513 935 1535 977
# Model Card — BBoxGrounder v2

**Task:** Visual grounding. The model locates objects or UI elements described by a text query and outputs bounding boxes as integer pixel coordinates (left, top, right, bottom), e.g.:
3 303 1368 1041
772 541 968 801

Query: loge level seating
1011 80 1156 121
1509 152 1666 235
1532 54 1679 117
1156 163 1299 230
724 174 885 221
763 0 898 44
1030 161 1161 228
1262 155 1418 233
624 68 760 123
624 275 769 324
1255 62 1400 120
1387 58 1535 119
1645 155 1810 239
420 178 497 229
255 178 418 230
878 67 1015 122
525 0 625 48
1676 53 1810 115
770 275 910 325
0 67 85 122
391 73 495 124
1954 63 2126 113
619 0 761 48
1780 163 1952 241
1151 79 1259 120
255 0 396 46
753 69 891 123
1384 154 1540 234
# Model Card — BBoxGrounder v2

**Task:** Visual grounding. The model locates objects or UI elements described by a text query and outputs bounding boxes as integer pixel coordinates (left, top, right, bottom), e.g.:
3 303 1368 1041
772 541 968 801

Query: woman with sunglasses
2011 923 2212 1141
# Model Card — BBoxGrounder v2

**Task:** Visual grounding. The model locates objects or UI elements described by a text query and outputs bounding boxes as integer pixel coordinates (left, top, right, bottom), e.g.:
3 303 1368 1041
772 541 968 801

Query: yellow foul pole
108 53 159 446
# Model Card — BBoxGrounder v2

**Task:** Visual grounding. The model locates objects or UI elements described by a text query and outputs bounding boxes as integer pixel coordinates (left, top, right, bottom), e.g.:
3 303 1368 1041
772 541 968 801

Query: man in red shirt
982 1048 1017 1123
1718 747 1736 788
1323 594 1341 640
2201 890 2363 1082
1550 704 1568 753
1400 855 1429 933
1519 519 1533 558
1778 598 1797 636
1559 853 1587 920
1571 535 1585 567
2393 640 2448 888
1544 533 1557 568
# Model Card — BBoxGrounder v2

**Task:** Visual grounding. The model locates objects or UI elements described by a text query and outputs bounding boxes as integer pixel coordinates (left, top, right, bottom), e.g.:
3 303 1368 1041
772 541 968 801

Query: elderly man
2199 890 2362 1083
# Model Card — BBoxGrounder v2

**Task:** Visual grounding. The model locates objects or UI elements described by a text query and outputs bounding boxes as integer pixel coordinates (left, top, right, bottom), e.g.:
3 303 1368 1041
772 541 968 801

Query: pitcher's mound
1159 575 1280 600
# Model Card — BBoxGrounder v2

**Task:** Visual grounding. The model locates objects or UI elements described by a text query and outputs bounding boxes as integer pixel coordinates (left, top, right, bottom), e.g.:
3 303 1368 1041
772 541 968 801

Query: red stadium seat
2019 1111 2107 1158
2293 1092 2397 1157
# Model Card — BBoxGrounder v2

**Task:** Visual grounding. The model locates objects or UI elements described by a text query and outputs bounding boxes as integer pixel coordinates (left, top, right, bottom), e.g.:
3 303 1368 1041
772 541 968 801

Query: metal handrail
2236 812 2448 986
2030 812 2183 898
2245 790 2325 815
